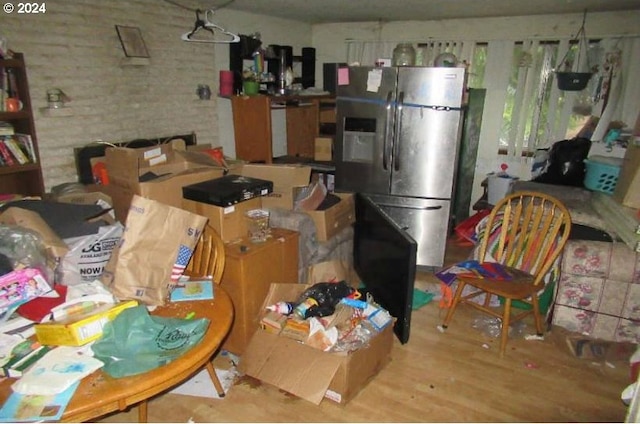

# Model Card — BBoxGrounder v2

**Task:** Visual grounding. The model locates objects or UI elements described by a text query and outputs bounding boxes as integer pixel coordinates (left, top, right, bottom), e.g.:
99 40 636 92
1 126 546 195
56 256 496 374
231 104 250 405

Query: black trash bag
295 280 354 319
532 137 591 186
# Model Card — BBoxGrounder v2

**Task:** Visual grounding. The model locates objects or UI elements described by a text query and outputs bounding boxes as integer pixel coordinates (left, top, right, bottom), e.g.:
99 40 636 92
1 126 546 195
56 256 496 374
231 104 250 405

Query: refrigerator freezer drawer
368 194 451 268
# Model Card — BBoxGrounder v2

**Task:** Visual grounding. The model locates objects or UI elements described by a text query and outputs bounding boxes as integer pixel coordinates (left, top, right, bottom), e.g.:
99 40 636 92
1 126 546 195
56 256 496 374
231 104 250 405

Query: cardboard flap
240 330 343 405
237 164 311 189
105 141 187 181
56 192 113 208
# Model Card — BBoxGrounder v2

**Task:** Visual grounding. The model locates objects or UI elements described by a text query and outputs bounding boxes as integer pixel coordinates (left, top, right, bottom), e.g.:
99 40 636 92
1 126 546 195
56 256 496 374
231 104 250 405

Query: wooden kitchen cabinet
230 94 333 163
220 228 299 355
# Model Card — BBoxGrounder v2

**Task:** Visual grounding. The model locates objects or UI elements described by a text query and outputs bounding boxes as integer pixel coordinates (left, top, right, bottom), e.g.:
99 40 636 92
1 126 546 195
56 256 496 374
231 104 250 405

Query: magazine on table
170 279 214 302
0 380 79 422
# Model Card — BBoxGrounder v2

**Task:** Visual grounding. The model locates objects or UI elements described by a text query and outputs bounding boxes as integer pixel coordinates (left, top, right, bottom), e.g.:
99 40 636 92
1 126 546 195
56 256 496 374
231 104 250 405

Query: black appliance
182 175 273 207
323 62 347 94
354 193 417 344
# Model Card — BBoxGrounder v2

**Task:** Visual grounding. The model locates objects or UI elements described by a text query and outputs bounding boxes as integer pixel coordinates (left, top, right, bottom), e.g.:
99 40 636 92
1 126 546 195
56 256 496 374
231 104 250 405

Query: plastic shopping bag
91 305 209 378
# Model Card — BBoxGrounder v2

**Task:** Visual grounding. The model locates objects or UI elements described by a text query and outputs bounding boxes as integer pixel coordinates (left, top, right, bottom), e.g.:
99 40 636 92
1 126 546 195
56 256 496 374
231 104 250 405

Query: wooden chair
183 224 227 397
185 224 226 285
440 191 572 357
138 225 228 421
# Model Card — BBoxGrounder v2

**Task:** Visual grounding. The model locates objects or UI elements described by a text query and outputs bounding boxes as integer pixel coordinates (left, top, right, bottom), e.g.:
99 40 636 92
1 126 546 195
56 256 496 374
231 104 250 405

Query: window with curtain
499 36 639 157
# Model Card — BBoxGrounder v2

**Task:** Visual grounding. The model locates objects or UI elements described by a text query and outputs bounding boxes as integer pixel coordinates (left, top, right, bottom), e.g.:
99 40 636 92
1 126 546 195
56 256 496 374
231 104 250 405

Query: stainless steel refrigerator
336 66 466 268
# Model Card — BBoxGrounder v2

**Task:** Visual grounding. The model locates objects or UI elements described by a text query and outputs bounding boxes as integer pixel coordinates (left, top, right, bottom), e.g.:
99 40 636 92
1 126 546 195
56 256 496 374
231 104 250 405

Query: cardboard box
239 283 394 405
306 192 355 241
182 197 262 243
314 137 333 162
34 300 138 346
86 184 132 224
612 141 640 208
231 164 311 210
104 141 229 220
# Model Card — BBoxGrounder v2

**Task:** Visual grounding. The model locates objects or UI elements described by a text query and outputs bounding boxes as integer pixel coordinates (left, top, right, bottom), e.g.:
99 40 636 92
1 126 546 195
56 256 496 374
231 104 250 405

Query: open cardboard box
180 163 311 242
305 192 355 241
102 140 233 221
239 283 394 405
230 163 311 210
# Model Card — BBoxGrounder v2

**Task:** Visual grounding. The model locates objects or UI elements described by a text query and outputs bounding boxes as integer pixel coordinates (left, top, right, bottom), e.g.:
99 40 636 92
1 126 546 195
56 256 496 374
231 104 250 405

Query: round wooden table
0 287 234 423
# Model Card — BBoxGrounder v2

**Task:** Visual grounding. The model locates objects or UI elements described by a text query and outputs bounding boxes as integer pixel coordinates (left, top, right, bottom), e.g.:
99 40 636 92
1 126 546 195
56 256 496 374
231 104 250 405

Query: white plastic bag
59 223 124 286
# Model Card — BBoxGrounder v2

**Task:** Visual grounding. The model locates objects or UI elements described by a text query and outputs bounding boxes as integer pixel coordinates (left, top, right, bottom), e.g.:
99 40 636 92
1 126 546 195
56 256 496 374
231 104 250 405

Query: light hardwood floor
97 240 633 423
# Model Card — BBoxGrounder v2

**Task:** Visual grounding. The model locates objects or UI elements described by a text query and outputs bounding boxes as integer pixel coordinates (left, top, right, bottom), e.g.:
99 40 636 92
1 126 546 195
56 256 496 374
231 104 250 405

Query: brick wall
0 0 312 191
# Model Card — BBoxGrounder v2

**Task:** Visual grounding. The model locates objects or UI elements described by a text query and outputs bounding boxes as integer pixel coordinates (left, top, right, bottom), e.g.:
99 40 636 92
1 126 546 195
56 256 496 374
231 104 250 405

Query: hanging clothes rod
181 9 240 44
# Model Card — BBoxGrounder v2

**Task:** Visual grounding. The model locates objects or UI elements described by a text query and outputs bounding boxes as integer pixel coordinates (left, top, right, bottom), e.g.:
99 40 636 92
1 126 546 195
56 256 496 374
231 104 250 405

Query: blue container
584 156 623 194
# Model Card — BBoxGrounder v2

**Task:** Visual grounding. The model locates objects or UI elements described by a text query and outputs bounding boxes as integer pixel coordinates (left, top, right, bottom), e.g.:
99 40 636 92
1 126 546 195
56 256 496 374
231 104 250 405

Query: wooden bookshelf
0 53 44 196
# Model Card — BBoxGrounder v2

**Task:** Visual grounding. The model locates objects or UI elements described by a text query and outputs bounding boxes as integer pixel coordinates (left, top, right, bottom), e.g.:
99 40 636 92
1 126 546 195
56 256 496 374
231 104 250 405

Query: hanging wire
558 9 589 71
162 0 236 12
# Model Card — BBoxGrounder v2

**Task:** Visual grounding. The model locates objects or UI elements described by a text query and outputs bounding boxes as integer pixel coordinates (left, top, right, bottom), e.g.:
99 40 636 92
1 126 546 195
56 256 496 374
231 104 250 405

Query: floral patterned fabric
552 240 640 343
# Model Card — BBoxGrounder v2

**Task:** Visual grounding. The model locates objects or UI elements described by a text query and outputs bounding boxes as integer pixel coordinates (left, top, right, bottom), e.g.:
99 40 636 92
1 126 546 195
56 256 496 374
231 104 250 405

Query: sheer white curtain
346 40 395 66
345 39 474 67
499 35 640 157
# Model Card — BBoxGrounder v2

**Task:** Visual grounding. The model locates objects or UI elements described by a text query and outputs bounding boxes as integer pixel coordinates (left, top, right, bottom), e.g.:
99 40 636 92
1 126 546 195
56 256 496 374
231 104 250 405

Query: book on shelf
0 380 79 422
1 137 29 164
0 140 15 166
0 122 14 136
14 133 36 163
170 279 214 302
4 69 18 101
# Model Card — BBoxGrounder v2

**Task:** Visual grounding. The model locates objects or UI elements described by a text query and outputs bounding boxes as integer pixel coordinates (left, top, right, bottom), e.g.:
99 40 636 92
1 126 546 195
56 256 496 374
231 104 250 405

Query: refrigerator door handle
382 91 393 171
374 202 443 211
393 91 404 172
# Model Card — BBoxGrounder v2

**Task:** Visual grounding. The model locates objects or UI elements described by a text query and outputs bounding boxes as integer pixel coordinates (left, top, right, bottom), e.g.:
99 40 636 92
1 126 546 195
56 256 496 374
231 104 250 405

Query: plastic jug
487 164 518 205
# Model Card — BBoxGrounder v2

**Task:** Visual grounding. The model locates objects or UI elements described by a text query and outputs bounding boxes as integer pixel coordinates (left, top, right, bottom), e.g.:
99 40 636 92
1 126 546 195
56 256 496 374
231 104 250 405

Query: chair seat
459 267 537 300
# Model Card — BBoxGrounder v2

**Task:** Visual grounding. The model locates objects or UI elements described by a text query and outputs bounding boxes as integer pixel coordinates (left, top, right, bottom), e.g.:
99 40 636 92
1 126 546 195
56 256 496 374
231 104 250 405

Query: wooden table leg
138 400 148 423
206 361 226 397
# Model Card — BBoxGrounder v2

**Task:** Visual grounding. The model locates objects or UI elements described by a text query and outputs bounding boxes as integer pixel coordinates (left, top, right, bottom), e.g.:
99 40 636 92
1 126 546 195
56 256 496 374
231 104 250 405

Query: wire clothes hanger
181 9 240 43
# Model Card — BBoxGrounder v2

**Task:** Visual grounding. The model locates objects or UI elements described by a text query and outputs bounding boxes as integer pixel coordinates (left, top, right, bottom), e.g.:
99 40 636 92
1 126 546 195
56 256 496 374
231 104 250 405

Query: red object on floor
454 209 491 244
439 283 454 308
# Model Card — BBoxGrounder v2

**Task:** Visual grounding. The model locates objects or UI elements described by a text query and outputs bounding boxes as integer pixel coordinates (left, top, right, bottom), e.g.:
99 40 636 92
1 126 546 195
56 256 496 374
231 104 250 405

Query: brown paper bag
101 195 207 306
307 259 355 286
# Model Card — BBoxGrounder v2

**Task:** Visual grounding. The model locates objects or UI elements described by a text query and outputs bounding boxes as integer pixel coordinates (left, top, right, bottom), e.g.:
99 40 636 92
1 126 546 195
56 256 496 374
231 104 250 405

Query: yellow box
34 300 138 346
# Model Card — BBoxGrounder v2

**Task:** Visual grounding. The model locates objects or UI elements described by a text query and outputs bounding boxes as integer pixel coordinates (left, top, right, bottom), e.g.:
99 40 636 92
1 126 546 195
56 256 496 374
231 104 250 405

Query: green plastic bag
91 305 210 378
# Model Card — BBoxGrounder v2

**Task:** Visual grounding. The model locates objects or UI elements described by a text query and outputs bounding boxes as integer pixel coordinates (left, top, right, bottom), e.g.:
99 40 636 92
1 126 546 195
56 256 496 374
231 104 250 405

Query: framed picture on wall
115 25 150 58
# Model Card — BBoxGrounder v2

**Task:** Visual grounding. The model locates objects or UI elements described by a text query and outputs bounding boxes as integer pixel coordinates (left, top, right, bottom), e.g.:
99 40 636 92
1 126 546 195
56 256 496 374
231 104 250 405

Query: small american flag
171 244 192 282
